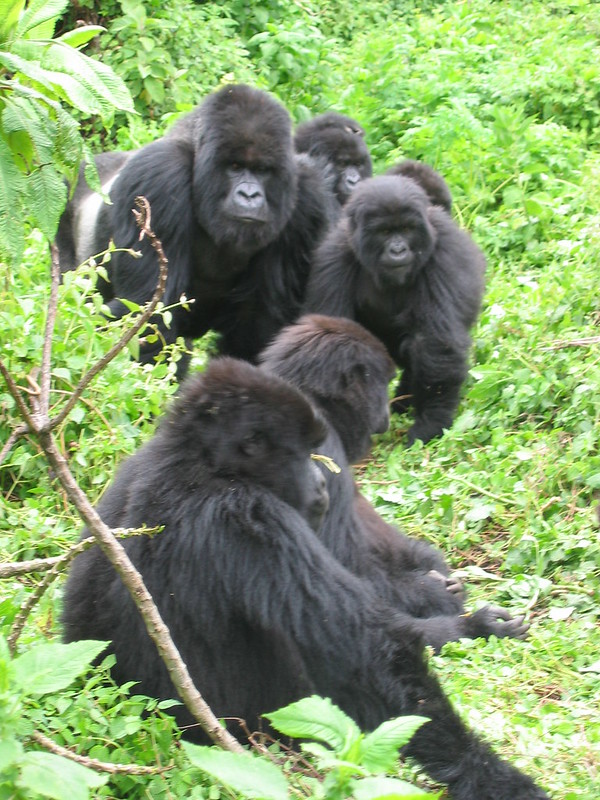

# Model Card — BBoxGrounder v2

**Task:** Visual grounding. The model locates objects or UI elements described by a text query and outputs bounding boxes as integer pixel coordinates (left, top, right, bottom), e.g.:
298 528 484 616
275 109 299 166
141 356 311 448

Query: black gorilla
56 84 336 370
259 315 528 651
294 112 373 207
304 175 486 444
386 158 453 213
61 358 548 800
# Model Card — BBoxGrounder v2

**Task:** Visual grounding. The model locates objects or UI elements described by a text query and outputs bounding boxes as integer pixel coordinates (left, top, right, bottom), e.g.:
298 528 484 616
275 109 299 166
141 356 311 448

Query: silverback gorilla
294 112 373 207
304 175 486 444
61 358 548 800
55 84 336 371
259 315 529 651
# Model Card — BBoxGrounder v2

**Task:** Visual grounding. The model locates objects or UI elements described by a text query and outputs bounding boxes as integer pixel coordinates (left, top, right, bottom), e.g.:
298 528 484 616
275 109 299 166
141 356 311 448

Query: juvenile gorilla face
166 359 329 531
192 85 299 254
294 112 373 205
347 176 437 288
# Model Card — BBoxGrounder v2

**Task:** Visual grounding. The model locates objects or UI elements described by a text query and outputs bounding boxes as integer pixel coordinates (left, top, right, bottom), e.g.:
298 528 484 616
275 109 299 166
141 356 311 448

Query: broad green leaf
360 717 428 773
352 776 435 800
12 639 109 694
183 744 289 800
0 0 24 41
0 134 26 263
17 751 107 800
0 738 23 771
264 695 361 753
15 0 67 39
56 26 105 48
26 165 68 238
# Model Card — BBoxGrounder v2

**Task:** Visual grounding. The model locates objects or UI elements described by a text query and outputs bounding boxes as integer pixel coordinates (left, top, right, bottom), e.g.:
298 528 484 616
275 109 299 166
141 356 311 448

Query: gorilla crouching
304 176 486 444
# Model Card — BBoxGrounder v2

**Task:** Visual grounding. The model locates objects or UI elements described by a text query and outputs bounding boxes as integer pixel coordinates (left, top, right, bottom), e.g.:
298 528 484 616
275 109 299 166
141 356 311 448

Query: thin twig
544 335 600 350
8 559 63 653
0 538 94 578
31 731 174 775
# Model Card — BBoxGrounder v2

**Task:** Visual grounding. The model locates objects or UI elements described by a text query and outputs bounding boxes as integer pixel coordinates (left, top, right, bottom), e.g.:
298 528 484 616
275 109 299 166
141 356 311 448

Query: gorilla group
304 174 486 444
62 357 547 800
56 84 337 371
260 315 529 652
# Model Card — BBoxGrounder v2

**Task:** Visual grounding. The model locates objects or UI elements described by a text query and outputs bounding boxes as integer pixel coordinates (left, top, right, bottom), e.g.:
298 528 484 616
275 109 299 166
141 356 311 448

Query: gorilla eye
239 431 267 457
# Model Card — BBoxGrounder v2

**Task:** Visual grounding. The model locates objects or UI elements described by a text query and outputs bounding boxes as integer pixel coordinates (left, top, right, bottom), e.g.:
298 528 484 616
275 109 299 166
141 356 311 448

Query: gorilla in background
55 84 336 371
386 158 453 213
62 358 548 800
304 175 486 444
294 112 373 207
55 150 130 280
259 315 528 651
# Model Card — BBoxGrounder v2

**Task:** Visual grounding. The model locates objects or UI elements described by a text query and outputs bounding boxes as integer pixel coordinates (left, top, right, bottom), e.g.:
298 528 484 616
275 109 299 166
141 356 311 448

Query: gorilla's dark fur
304 175 486 444
62 357 547 800
294 112 373 207
386 158 453 213
260 315 528 651
55 85 336 371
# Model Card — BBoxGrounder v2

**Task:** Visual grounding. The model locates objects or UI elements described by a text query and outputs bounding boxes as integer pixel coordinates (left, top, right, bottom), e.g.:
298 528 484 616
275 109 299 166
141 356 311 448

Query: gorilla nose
236 183 265 209
345 168 361 188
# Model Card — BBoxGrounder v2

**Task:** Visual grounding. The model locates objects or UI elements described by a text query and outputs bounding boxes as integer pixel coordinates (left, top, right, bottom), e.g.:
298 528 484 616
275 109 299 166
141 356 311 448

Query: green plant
0 0 133 265
184 696 437 800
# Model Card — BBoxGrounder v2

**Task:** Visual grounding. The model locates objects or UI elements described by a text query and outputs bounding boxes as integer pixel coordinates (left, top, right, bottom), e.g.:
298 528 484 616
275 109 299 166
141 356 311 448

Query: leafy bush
0 0 133 265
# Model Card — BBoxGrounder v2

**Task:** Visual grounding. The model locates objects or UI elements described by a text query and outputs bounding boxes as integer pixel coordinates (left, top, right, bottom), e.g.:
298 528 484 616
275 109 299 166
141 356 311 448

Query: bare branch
51 196 169 429
31 731 174 776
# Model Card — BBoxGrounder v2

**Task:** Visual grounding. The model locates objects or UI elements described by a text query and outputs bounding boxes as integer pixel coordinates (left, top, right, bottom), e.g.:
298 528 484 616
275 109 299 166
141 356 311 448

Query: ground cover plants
1 0 599 798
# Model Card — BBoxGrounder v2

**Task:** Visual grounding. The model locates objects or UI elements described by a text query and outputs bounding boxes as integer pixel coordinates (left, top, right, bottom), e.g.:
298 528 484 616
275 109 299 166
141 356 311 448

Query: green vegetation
1 0 599 798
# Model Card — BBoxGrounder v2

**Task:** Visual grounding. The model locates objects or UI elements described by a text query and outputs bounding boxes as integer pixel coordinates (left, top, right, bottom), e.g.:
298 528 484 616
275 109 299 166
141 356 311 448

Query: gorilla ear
239 430 268 458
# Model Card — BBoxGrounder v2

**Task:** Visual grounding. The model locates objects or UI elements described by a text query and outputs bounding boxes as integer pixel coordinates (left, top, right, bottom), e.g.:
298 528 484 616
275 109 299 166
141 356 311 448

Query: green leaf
56 26 105 48
17 751 107 800
0 134 26 263
0 0 23 41
352 776 434 800
264 696 361 753
15 0 67 40
0 738 23 771
182 744 289 800
26 164 68 238
12 640 109 695
360 717 429 773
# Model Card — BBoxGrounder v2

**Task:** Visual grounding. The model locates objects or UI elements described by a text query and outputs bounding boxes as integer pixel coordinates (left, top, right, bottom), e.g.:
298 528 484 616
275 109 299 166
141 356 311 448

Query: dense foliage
1 0 599 798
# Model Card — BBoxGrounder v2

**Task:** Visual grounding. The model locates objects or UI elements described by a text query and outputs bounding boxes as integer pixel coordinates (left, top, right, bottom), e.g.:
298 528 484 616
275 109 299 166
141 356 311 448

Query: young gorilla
61 358 547 800
294 112 373 207
259 315 528 651
304 175 486 444
55 84 336 372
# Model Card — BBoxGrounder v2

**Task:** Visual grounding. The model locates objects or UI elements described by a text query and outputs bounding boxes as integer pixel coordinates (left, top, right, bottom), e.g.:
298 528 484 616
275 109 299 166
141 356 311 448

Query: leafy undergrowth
2 1 600 799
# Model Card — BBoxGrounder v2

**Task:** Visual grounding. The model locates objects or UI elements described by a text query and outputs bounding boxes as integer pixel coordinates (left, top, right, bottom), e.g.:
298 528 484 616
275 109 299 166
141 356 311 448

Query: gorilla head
346 175 436 289
260 314 395 463
386 159 453 213
294 112 373 205
188 85 299 254
163 358 329 529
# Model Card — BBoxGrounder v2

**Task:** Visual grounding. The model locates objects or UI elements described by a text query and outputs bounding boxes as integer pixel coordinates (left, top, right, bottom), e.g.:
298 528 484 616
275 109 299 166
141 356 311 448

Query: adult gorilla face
347 176 437 289
193 85 298 254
